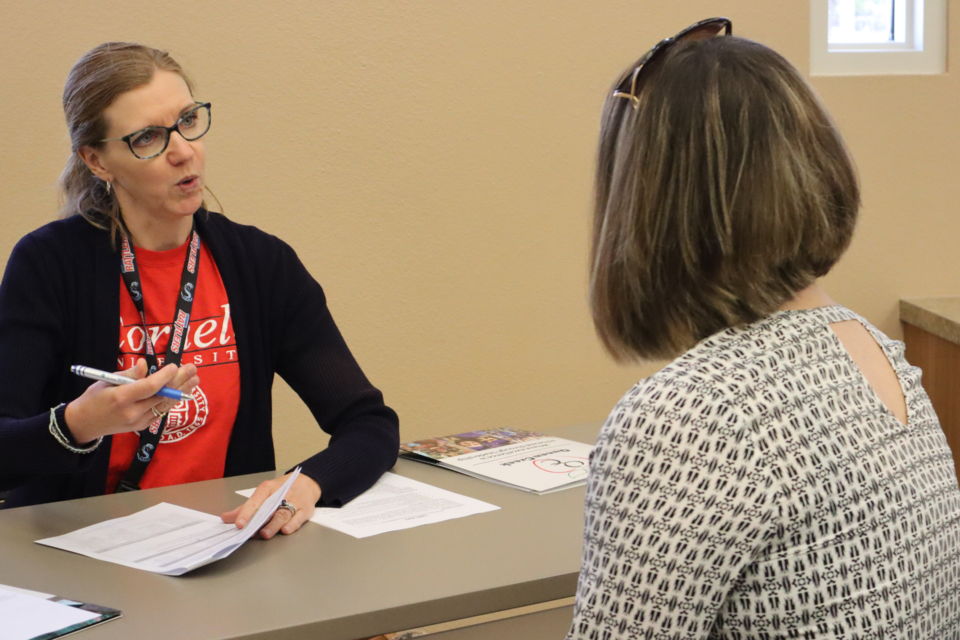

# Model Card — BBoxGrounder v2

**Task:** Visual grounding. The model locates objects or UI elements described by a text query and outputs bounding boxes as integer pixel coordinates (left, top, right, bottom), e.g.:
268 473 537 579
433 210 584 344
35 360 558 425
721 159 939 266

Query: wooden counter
900 297 960 460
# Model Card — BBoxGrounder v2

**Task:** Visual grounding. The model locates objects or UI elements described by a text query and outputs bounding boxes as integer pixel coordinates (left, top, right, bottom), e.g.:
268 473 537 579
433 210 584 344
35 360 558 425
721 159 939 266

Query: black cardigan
0 211 399 508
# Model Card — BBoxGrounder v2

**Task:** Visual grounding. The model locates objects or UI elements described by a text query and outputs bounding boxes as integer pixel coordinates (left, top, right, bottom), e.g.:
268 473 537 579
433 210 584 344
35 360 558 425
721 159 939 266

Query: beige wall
1 1 956 470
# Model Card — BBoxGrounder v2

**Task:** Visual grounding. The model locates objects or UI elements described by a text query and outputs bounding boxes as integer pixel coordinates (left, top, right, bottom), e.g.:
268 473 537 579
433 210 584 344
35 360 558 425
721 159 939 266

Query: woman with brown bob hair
567 19 960 639
0 43 400 543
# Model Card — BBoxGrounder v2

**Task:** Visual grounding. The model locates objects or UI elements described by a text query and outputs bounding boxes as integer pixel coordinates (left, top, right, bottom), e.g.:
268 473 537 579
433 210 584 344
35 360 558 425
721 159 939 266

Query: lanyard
115 226 201 492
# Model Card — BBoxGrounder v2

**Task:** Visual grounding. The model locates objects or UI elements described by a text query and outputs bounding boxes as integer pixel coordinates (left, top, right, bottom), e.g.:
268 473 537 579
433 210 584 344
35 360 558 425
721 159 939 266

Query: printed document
36 469 300 576
239 472 498 538
0 584 108 640
401 429 594 493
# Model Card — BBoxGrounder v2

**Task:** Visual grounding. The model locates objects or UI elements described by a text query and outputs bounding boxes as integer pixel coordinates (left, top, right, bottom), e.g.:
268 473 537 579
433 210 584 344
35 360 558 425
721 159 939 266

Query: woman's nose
165 131 196 164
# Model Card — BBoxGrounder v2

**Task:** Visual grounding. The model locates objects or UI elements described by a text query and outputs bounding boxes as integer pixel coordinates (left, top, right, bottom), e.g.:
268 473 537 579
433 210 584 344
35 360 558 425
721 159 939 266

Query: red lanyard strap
116 226 201 492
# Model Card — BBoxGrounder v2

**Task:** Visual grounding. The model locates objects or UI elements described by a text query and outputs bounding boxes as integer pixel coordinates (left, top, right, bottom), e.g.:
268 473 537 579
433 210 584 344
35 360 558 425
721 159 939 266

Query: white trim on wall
810 0 947 76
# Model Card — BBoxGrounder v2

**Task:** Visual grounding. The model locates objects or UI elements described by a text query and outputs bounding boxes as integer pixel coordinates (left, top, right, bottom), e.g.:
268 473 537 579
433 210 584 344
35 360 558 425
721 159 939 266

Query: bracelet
48 403 101 454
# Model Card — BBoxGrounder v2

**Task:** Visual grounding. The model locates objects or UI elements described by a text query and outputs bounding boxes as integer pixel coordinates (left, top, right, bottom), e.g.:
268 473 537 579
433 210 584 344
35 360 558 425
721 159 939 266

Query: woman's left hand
221 472 322 539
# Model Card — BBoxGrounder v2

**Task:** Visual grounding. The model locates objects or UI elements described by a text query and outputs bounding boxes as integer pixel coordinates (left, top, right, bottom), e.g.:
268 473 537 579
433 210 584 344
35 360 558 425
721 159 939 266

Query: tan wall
1 2 956 470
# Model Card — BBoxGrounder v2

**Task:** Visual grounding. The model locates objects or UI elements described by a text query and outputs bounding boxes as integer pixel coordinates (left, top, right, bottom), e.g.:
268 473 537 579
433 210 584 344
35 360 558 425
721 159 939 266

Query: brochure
0 584 120 640
400 429 593 494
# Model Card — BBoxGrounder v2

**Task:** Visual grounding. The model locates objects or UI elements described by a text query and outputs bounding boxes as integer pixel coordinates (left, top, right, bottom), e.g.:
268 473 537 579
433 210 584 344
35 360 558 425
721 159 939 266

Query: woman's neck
122 212 194 252
779 284 836 311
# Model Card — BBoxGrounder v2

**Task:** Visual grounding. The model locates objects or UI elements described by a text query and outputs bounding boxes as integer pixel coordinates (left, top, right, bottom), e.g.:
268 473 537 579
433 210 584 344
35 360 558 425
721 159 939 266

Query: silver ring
278 499 297 518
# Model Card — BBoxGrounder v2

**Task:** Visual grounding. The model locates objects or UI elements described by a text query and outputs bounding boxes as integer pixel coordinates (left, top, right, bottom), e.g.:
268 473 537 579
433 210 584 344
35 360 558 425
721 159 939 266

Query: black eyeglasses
101 102 212 160
612 18 732 110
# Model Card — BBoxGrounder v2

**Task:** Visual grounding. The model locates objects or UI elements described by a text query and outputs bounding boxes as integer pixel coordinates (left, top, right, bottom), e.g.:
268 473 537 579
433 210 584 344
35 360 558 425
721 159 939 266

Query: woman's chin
173 194 204 215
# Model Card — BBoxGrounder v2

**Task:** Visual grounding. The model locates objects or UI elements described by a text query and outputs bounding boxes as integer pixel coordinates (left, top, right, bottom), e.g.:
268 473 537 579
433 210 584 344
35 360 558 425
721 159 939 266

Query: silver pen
70 365 190 403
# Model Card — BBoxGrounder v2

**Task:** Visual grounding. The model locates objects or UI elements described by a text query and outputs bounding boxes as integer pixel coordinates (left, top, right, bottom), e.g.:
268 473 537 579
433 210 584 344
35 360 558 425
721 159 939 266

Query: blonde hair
590 36 859 362
58 42 195 245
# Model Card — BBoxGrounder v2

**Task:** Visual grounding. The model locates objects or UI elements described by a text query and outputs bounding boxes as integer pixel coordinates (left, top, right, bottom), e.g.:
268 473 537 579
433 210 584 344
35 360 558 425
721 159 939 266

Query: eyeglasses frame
612 18 732 110
101 102 213 160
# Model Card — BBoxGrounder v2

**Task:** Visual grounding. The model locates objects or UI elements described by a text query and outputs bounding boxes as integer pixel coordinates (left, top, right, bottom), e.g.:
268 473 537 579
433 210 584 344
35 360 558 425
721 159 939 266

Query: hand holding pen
71 365 192 402
63 359 200 446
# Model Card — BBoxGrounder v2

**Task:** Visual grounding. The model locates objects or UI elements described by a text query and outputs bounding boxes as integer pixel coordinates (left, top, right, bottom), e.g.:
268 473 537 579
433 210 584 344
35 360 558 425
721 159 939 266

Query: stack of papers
400 429 594 494
35 467 504 578
0 584 120 640
36 469 301 576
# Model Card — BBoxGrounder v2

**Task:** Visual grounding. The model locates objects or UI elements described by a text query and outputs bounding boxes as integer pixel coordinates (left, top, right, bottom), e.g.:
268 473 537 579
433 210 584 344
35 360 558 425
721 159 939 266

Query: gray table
0 423 600 640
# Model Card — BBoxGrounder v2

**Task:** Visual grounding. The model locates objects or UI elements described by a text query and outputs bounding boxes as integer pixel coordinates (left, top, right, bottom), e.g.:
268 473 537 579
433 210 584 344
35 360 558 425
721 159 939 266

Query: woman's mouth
176 175 200 192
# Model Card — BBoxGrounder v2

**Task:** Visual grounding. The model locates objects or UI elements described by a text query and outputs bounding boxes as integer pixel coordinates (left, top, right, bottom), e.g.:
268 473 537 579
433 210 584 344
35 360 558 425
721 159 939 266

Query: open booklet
35 468 300 576
400 429 594 494
0 583 120 640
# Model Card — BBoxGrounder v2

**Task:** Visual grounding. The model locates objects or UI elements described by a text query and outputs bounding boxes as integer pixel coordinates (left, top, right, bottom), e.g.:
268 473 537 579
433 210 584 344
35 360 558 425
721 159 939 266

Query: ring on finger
151 406 168 418
278 499 297 518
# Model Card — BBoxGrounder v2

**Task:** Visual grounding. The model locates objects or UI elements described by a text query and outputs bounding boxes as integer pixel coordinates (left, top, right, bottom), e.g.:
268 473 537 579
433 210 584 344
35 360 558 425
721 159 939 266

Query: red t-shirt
107 238 240 493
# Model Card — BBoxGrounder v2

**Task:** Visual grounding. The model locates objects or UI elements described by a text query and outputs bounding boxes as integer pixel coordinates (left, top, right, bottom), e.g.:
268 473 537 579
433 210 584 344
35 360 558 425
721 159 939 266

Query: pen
70 365 191 403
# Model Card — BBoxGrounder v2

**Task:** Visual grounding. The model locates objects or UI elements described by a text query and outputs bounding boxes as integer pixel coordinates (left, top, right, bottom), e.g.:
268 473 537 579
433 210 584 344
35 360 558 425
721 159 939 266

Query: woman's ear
77 145 113 183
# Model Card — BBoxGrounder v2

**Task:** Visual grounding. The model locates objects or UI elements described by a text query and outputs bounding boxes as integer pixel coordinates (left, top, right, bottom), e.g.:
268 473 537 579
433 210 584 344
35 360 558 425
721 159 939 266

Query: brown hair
58 42 195 244
590 36 859 362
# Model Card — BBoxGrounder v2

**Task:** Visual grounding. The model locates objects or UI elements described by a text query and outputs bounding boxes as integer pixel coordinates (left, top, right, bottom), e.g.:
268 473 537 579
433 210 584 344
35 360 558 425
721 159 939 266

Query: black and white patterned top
567 305 960 640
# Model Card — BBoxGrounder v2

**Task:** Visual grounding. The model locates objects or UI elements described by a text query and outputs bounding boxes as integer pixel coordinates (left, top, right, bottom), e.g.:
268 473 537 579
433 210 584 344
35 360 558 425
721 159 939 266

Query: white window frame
810 0 947 75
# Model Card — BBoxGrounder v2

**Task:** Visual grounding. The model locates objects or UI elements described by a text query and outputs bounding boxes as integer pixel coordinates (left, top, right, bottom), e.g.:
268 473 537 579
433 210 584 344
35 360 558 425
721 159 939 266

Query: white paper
238 472 499 538
0 584 54 599
0 586 98 640
37 468 300 576
441 437 593 493
402 432 593 494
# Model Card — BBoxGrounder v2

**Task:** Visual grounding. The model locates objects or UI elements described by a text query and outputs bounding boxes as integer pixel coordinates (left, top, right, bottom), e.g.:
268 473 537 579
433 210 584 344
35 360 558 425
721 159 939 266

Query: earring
105 181 112 195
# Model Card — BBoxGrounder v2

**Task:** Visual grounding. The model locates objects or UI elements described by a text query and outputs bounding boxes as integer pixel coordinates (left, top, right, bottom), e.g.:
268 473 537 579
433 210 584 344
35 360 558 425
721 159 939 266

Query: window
810 0 947 75
829 0 908 47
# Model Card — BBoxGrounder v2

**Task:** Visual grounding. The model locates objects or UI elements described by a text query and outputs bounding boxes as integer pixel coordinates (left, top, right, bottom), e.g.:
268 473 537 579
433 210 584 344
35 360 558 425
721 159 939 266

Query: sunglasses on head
612 17 733 110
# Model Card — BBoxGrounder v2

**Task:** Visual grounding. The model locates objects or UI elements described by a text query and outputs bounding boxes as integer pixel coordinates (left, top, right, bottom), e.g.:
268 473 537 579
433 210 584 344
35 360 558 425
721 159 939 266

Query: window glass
829 0 902 44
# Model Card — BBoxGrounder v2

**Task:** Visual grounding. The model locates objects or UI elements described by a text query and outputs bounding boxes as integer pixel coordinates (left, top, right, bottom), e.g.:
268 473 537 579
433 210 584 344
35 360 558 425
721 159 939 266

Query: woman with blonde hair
0 43 399 542
567 19 960 639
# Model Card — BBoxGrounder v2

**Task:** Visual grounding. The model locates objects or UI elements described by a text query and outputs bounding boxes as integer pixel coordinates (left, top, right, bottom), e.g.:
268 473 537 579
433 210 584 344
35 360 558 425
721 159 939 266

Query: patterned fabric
567 305 960 640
